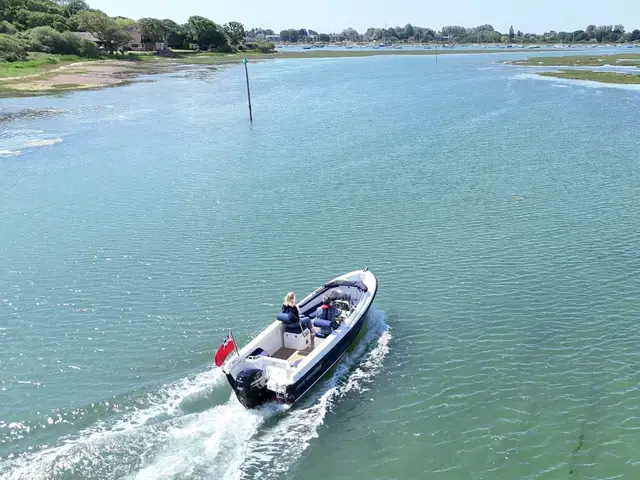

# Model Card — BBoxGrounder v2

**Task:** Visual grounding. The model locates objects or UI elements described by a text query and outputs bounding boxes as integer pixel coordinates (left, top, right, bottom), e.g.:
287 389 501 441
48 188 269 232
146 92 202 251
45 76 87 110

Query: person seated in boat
315 295 341 323
281 292 312 331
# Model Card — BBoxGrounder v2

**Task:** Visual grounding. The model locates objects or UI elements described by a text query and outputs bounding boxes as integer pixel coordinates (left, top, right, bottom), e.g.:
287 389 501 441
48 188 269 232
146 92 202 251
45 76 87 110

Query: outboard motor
234 368 267 409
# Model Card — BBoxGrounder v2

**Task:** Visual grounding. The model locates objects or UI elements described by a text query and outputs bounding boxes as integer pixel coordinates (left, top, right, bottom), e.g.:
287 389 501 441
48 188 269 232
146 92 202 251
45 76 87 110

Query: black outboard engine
234 368 267 409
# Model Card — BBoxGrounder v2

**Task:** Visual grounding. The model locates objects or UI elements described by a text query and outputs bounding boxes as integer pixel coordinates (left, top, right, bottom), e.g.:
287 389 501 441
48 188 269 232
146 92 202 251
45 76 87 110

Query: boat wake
0 307 390 480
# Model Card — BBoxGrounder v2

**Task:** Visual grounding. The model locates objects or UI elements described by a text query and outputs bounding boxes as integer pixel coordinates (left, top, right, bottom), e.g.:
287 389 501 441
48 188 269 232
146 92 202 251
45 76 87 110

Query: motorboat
222 269 377 409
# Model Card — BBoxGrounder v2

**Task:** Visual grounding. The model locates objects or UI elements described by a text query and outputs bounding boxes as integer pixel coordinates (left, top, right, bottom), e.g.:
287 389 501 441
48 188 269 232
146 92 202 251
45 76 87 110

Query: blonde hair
284 292 296 307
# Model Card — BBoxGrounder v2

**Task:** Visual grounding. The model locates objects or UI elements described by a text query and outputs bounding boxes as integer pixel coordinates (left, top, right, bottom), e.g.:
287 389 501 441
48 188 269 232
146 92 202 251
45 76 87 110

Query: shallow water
1 52 639 479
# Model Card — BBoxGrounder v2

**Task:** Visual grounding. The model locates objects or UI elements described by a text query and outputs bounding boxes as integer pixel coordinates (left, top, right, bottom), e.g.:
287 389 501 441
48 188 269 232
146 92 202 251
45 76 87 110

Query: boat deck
271 336 326 364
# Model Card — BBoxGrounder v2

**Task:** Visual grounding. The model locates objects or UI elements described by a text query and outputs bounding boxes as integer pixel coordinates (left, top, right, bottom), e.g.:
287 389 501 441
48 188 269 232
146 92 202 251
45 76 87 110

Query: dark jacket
281 304 300 323
316 304 340 322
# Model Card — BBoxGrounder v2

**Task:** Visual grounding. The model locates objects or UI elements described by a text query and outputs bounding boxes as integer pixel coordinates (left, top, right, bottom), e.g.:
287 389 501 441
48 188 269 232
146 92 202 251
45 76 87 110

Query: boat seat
313 318 339 338
277 313 312 334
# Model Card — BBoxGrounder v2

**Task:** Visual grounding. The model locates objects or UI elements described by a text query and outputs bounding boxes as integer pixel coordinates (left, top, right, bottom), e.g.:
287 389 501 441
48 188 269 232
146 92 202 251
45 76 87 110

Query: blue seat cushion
278 316 311 334
277 312 294 323
313 319 333 329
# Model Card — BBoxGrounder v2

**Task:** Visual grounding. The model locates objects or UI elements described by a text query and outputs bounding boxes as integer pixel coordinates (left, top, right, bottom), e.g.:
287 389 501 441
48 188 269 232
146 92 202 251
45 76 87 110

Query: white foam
0 149 21 157
123 308 389 480
123 367 227 427
0 310 390 480
0 368 227 479
23 138 63 148
513 72 640 91
232 307 391 479
132 399 276 480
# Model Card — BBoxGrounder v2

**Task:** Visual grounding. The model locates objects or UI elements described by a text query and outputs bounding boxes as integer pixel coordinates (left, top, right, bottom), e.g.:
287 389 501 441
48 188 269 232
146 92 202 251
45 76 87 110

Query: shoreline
1 49 637 98
538 70 640 84
0 48 557 98
504 53 640 85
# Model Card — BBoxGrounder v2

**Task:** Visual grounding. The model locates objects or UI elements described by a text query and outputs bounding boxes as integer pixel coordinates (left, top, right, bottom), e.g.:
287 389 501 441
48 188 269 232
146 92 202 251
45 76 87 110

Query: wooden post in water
435 45 438 63
243 58 253 122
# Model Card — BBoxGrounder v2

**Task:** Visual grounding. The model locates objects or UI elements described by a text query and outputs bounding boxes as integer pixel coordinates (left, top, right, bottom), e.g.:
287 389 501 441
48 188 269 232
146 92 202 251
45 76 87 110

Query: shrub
20 26 62 52
208 43 235 53
79 39 100 58
0 21 18 35
0 33 27 61
59 31 82 54
20 27 86 55
246 41 275 53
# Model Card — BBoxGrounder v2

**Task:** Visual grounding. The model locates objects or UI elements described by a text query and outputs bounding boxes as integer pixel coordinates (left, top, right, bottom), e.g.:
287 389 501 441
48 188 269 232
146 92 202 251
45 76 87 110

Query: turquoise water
1 52 639 479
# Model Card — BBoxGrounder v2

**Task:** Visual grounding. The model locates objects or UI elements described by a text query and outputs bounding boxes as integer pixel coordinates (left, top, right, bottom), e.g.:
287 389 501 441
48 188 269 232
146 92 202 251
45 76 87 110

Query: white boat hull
222 269 378 408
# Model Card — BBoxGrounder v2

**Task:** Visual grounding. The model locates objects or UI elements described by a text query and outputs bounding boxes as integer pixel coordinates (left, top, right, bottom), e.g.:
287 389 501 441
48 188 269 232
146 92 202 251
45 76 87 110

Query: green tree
441 25 466 41
385 27 397 39
341 27 359 41
611 24 625 42
78 38 99 56
0 32 26 60
223 21 245 45
404 23 414 39
75 10 132 53
1 0 68 30
595 25 612 42
364 27 375 40
14 9 68 31
422 28 435 42
318 33 329 42
59 0 89 18
19 26 83 54
186 15 227 50
138 17 165 43
0 20 18 34
279 29 299 43
161 19 186 48
572 30 585 42
509 25 514 41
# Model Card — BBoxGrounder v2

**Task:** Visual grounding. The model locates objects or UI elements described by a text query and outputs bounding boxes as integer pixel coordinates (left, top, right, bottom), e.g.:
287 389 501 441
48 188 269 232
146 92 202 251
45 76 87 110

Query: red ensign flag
214 333 236 367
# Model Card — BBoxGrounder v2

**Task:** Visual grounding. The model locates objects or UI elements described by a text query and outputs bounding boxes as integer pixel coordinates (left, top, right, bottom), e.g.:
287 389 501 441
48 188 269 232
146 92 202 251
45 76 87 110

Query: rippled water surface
1 53 639 479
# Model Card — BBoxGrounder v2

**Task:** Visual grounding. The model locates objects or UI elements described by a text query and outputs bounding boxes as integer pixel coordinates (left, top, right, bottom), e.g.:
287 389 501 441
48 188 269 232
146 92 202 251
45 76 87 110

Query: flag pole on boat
230 330 240 355
243 58 253 122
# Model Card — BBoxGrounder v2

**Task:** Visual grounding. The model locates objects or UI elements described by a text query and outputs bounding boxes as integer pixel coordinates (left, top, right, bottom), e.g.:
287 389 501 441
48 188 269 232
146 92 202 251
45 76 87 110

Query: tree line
2 1 639 64
246 23 640 44
0 0 267 62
